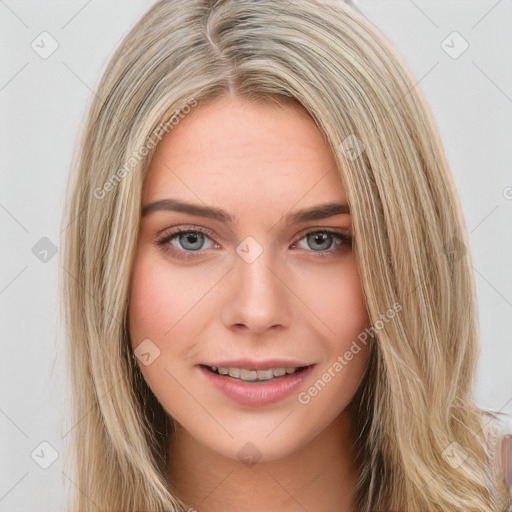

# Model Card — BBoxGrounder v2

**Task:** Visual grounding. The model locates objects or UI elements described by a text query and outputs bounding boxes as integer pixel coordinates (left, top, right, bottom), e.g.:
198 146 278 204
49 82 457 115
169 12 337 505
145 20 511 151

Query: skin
128 94 369 512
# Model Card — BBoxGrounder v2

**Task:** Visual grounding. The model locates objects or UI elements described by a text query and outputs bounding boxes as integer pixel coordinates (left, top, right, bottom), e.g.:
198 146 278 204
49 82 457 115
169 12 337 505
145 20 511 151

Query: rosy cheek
129 251 202 344
129 254 166 342
307 262 365 331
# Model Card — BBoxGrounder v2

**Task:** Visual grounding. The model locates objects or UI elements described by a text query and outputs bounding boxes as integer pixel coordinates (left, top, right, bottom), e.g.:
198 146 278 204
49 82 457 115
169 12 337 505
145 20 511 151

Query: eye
291 229 352 256
154 226 352 259
155 226 218 259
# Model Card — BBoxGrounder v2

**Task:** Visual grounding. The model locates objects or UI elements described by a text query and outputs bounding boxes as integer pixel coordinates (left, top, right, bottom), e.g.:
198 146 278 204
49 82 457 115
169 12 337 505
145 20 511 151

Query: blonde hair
59 0 511 510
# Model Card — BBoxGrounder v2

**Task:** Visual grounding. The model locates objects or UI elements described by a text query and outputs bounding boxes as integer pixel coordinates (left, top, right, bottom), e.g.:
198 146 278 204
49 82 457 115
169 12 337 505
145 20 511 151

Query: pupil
309 232 332 251
181 232 204 250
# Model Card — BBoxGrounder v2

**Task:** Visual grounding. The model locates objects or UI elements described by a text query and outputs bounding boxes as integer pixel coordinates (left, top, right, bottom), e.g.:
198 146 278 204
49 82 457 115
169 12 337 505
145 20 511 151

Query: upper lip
201 359 314 370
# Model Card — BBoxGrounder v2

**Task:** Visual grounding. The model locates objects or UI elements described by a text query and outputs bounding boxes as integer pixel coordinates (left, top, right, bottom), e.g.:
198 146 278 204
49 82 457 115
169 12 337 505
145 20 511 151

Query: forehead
142 95 346 207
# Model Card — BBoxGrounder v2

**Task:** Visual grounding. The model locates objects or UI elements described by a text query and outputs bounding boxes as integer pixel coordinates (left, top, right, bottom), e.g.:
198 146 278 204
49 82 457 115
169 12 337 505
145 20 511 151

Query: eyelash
154 225 352 260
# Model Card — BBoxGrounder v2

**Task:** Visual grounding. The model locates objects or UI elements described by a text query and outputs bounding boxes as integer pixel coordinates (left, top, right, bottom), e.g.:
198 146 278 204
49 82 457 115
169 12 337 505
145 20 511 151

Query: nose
219 245 293 335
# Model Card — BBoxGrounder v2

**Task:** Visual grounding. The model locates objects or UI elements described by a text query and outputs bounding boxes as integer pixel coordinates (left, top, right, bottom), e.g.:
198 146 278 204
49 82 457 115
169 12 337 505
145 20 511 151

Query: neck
167 411 358 512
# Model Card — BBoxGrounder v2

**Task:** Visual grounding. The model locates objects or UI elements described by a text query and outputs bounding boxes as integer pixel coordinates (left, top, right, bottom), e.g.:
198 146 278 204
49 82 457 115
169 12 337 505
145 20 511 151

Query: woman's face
128 95 369 463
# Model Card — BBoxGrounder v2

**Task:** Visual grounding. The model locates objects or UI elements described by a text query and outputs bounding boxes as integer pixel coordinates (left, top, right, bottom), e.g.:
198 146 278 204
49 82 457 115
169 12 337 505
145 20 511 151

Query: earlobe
496 432 512 493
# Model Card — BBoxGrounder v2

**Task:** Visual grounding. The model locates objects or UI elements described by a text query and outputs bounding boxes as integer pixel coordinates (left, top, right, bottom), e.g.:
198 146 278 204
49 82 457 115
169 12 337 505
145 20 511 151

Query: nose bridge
236 236 280 302
221 235 292 332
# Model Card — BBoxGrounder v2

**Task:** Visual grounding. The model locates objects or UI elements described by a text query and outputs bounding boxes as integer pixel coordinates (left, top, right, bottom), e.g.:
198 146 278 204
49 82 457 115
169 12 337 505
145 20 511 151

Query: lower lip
198 365 315 406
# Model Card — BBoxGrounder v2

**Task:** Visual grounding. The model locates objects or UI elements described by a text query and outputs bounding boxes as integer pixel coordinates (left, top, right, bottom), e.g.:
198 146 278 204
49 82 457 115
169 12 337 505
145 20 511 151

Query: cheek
295 256 367 343
127 251 203 410
128 249 208 344
128 257 172 344
293 260 369 418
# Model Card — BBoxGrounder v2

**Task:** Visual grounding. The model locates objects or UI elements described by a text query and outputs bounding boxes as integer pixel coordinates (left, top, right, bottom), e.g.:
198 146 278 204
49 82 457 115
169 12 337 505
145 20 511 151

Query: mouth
198 362 316 406
200 364 311 383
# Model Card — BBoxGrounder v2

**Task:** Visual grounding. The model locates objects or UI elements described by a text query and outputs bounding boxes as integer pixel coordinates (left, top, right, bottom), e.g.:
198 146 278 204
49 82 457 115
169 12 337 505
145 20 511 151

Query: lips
197 361 316 406
202 359 313 371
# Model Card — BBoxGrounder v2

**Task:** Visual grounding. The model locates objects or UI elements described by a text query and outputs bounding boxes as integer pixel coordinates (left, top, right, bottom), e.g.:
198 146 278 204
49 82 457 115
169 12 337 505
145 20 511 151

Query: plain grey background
1 1 511 510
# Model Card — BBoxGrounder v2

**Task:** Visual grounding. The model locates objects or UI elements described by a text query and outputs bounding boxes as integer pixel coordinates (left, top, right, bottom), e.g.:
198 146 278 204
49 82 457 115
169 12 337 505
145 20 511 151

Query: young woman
60 0 512 510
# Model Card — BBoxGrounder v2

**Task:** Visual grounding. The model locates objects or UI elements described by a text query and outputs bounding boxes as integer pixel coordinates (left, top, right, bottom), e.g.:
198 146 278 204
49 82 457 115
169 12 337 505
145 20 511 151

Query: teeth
228 368 241 378
211 366 302 381
240 369 258 381
257 369 273 380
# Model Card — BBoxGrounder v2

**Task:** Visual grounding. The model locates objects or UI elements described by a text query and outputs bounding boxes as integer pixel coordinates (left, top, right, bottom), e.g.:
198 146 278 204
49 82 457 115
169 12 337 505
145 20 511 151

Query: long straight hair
59 0 511 510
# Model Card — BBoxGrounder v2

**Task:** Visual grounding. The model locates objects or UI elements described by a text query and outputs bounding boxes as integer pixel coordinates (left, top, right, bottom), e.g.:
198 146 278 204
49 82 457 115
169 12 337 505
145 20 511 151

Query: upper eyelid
157 224 349 237
156 225 350 247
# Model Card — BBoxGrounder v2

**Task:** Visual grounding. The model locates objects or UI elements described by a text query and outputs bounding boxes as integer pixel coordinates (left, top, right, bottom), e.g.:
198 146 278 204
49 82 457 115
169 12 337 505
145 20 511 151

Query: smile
205 365 305 382
198 363 316 406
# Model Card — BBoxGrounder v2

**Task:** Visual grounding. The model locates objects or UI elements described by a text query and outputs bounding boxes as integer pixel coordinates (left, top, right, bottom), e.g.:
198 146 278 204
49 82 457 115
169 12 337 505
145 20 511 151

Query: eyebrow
141 198 350 224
